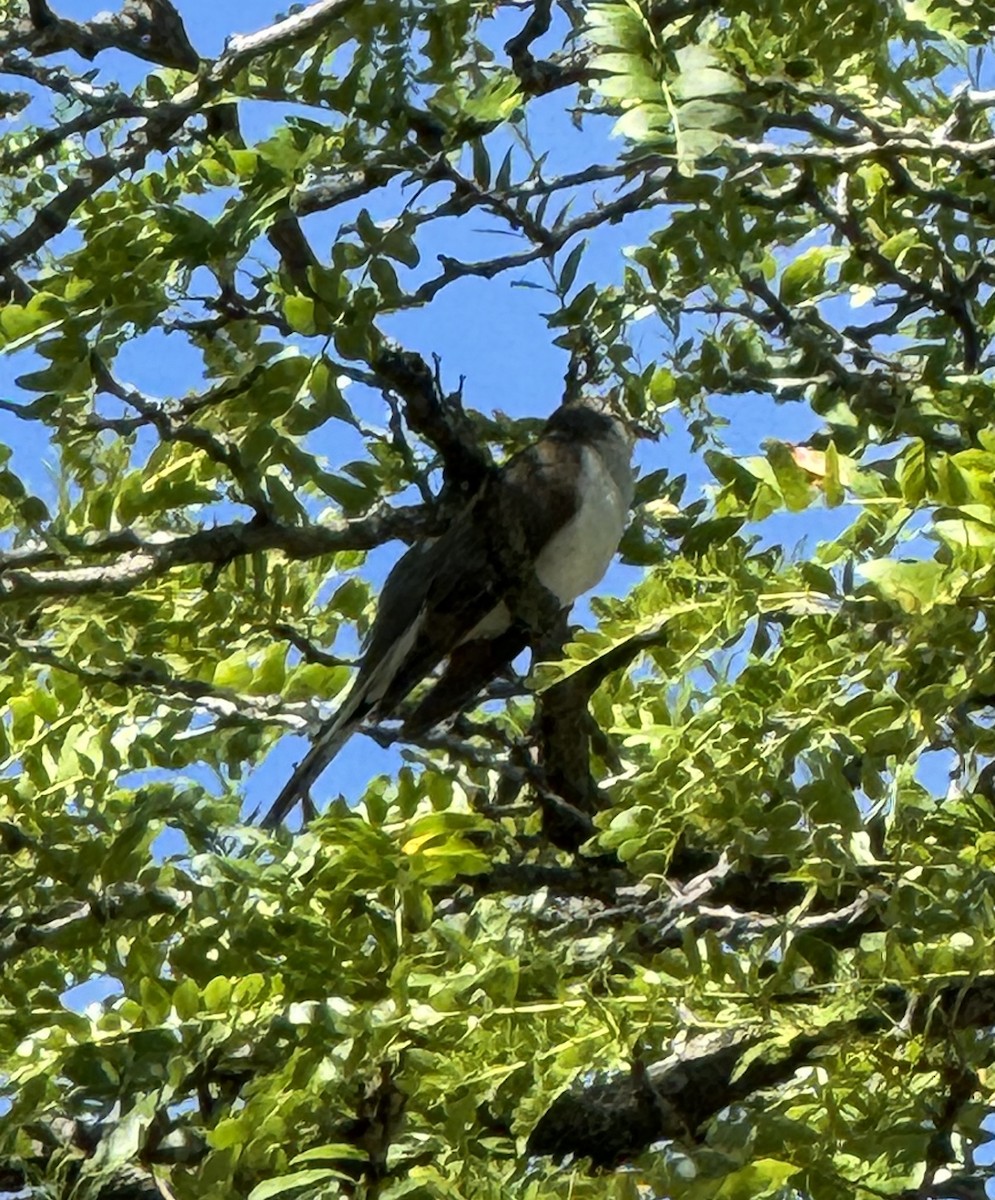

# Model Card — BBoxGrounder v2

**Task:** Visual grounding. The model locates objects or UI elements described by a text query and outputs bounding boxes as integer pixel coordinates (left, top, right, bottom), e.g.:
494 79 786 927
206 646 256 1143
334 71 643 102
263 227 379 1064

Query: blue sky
0 1 888 817
6 12 990 1178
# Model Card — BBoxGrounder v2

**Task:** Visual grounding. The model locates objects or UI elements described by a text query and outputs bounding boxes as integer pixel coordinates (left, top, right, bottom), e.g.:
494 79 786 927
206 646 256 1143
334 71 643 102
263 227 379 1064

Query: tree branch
0 0 364 275
0 505 428 605
0 883 188 967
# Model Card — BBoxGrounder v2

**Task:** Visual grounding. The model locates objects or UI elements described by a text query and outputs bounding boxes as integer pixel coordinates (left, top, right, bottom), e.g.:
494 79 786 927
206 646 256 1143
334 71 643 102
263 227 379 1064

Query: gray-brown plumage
261 400 634 829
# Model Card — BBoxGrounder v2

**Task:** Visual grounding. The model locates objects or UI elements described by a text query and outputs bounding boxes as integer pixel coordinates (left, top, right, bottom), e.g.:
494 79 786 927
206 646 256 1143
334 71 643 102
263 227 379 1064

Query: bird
261 396 635 829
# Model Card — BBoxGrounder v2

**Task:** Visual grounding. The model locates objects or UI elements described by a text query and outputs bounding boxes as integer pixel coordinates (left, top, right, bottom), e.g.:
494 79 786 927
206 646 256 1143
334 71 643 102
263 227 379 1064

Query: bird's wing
372 437 585 711
260 507 502 829
354 500 500 712
376 437 586 728
402 623 530 737
494 433 586 557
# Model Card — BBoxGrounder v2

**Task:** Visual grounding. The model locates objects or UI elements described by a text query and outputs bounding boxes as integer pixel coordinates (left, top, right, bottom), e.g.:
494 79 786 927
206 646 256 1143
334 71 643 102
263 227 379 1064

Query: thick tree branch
0 505 428 605
4 0 200 70
0 883 188 968
2 633 313 731
527 972 995 1168
373 346 490 492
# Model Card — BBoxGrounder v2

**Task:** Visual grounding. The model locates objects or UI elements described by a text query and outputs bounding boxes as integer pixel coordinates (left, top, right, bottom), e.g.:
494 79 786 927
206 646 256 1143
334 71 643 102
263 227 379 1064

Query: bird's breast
534 444 630 604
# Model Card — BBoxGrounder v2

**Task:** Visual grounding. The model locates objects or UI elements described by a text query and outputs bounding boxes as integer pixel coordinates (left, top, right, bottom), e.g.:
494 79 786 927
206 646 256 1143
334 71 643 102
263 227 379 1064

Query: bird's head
544 395 637 504
546 391 657 456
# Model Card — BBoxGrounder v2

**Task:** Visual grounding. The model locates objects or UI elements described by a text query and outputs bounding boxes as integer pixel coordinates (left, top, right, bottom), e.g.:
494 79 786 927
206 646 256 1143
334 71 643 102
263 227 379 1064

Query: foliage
3 0 995 1198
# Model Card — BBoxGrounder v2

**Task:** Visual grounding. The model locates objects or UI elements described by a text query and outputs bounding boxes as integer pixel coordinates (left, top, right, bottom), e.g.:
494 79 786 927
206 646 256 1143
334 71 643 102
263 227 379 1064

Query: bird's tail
260 692 367 830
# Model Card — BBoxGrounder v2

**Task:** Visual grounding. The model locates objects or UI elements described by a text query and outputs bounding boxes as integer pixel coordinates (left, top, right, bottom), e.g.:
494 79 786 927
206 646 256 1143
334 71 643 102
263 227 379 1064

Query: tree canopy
3 0 995 1197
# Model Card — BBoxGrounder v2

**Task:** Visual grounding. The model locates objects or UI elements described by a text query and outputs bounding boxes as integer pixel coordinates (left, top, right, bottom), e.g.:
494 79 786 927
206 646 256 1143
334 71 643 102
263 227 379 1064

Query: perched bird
261 397 635 829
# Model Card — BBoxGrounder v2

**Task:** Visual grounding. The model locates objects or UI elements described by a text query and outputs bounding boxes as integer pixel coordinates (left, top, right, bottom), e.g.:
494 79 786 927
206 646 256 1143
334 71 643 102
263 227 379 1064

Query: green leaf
779 246 841 306
369 257 400 302
290 1144 368 1166
858 558 954 613
139 977 171 1025
214 652 254 691
715 1158 800 1198
173 978 200 1020
284 295 316 335
0 292 65 349
471 138 490 189
203 977 232 1011
247 1169 339 1200
251 644 287 694
558 241 586 294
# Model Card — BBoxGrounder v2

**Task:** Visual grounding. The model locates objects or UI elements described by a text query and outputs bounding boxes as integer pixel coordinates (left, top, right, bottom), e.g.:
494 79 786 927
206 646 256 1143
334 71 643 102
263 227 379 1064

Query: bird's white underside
536 443 630 600
464 442 630 641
